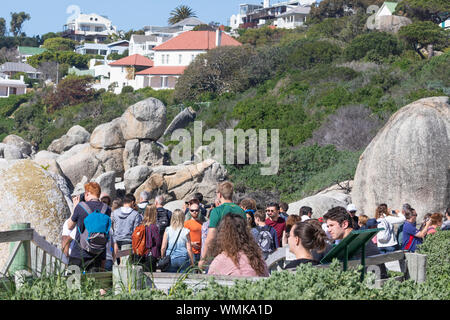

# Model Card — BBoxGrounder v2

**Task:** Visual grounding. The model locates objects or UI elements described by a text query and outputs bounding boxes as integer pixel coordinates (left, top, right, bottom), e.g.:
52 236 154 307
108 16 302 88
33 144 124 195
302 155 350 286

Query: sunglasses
266 209 275 212
190 209 199 212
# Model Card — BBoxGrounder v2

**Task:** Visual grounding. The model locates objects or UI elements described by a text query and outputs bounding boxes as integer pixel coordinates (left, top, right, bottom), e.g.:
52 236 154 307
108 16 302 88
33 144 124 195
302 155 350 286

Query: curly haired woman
207 213 269 277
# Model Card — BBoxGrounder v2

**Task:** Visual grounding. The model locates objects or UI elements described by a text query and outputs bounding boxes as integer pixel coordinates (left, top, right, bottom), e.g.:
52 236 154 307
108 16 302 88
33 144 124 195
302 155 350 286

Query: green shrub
121 85 134 94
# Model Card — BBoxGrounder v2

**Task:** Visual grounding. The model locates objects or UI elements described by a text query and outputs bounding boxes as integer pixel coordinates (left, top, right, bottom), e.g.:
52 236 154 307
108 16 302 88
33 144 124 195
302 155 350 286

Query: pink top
207 251 269 277
427 226 437 235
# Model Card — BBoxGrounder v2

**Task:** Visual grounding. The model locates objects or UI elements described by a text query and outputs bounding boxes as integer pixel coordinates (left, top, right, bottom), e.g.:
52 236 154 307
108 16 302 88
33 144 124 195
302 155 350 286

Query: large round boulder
366 14 412 33
90 118 125 150
120 97 167 141
287 194 349 218
48 125 90 154
2 134 32 157
352 97 450 221
0 159 71 269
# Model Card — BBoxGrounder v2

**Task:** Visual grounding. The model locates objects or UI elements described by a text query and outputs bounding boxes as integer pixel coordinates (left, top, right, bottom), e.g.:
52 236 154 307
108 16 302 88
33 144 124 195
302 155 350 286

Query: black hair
123 193 136 204
292 221 327 252
266 202 279 210
323 206 354 229
299 206 312 216
194 192 204 203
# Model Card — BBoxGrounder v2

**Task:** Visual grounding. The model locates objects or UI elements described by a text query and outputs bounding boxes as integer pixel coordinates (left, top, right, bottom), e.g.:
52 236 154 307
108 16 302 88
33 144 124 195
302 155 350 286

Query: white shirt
62 219 77 255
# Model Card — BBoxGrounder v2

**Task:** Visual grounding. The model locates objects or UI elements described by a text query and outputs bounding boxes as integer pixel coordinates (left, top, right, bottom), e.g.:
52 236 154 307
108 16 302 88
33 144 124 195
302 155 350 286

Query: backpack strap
99 203 108 214
79 202 92 215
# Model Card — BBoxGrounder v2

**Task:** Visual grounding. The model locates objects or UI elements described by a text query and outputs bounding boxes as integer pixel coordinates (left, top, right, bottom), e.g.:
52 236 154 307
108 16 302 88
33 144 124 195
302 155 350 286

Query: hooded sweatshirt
112 206 142 243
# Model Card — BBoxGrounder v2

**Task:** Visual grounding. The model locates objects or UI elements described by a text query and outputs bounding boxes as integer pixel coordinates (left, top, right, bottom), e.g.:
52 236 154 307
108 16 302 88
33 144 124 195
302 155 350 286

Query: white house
108 54 153 94
0 75 27 98
62 12 118 43
0 62 40 79
75 40 129 57
128 35 172 60
144 17 207 37
375 2 398 18
135 30 242 90
275 6 311 29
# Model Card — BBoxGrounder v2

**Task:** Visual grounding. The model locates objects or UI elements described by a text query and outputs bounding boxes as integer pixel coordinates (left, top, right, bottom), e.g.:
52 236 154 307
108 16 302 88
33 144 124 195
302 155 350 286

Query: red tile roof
153 31 241 51
136 66 186 75
109 54 154 67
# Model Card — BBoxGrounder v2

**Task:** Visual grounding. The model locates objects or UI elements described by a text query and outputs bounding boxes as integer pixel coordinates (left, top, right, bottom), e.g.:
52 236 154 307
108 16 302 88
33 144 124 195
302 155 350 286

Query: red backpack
132 225 148 256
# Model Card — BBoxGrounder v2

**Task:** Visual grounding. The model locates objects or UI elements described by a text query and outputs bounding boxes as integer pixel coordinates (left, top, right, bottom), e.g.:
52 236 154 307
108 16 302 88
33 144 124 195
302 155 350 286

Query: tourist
100 193 112 207
240 198 257 229
66 182 112 272
199 181 246 270
442 208 450 231
281 214 302 246
299 206 312 222
184 199 204 263
358 214 369 230
375 204 405 253
305 219 334 262
419 213 433 231
111 198 123 211
251 209 278 259
346 203 359 229
136 191 150 216
160 209 194 273
401 208 432 252
207 213 269 277
396 203 412 245
112 193 142 261
366 218 379 244
323 206 388 278
426 213 443 235
279 202 289 221
155 195 172 240
265 202 286 247
135 204 162 272
184 192 207 221
283 221 328 270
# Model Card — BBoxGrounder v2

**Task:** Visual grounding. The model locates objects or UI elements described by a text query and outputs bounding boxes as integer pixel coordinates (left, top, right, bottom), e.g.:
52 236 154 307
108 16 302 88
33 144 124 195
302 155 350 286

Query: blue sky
0 0 260 37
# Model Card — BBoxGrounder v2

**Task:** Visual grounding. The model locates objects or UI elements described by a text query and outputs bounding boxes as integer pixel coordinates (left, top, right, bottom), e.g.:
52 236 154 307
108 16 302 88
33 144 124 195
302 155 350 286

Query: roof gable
153 31 241 51
384 2 398 13
109 54 153 67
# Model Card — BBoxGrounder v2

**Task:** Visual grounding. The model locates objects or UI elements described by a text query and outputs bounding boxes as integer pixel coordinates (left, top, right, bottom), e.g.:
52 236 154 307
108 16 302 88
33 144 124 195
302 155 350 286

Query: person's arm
198 227 217 270
281 230 288 246
185 232 194 266
67 209 78 231
414 220 432 239
160 230 168 258
386 213 406 225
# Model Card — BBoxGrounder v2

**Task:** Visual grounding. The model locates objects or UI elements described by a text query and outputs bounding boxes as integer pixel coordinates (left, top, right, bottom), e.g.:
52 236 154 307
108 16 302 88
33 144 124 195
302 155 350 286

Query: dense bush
343 31 404 62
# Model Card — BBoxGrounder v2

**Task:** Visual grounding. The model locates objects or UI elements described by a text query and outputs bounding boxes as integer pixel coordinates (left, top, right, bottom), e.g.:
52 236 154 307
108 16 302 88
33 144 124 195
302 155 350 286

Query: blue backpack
78 202 111 255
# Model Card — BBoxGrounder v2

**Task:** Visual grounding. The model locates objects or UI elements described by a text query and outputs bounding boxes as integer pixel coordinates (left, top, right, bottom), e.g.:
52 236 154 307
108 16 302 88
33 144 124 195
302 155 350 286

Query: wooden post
404 252 427 283
8 223 31 275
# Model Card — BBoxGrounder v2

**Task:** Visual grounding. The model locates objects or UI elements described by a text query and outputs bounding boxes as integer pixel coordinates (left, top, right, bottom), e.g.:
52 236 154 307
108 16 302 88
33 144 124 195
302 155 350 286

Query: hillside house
0 75 27 98
128 35 172 60
17 46 47 63
0 62 40 79
375 2 398 18
75 40 129 57
274 5 310 29
62 13 118 43
108 54 153 93
135 30 242 90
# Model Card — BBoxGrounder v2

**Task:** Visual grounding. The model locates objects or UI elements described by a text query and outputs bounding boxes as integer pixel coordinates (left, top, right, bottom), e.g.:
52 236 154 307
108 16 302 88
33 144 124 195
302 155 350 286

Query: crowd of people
61 180 450 277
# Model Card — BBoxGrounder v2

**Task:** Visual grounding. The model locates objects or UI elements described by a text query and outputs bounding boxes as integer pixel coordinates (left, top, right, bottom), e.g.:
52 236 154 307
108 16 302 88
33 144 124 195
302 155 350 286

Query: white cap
347 204 357 212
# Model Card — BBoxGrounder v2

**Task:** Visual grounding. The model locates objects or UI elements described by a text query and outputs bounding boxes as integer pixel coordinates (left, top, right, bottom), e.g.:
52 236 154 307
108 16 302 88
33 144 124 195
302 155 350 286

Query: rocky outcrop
124 165 152 194
94 171 116 200
90 118 125 150
47 125 90 154
287 194 349 218
2 134 32 158
0 159 71 269
120 97 167 141
366 14 412 33
352 97 450 221
163 106 196 137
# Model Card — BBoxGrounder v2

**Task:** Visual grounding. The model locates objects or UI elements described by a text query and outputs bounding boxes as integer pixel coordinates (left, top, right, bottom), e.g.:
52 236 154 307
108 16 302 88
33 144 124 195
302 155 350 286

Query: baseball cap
347 204 357 212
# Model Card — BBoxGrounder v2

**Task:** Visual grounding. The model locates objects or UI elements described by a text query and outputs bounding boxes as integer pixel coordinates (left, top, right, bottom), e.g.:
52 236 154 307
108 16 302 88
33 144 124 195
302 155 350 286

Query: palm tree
168 5 197 25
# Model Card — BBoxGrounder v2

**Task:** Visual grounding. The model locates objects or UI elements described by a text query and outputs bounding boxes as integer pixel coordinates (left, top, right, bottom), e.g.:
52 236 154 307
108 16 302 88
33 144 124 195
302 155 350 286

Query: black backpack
156 208 171 236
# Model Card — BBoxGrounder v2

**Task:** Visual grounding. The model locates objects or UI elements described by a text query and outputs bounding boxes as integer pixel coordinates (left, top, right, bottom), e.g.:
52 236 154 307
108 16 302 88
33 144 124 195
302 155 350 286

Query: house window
191 54 195 62
179 54 182 64
100 50 107 55
81 25 90 31
9 87 17 95
161 55 164 65
166 54 169 65
161 76 168 88
95 27 103 32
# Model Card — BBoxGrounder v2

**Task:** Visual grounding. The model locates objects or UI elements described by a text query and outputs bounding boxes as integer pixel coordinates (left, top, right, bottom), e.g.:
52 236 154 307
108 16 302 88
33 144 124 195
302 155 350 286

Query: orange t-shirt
184 219 203 254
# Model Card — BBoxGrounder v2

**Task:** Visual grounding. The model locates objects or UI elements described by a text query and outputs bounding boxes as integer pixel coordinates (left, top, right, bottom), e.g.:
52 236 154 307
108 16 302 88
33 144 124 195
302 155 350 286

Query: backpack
256 225 275 257
156 208 170 235
78 202 111 255
132 224 148 256
377 218 392 244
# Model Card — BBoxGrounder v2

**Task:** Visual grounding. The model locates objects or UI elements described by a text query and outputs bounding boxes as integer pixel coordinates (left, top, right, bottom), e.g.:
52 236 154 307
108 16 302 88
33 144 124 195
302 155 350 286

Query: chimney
20 75 24 82
215 29 222 47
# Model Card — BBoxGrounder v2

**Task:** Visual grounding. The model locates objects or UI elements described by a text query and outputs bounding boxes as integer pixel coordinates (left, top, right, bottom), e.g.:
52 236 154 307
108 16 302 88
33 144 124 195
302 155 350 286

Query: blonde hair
358 214 369 226
170 209 185 230
143 204 157 226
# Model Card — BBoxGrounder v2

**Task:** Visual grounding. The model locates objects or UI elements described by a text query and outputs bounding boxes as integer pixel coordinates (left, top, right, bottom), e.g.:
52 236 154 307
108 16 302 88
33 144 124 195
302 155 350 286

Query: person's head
209 213 267 276
323 206 354 241
402 203 412 214
217 181 234 202
239 198 256 211
84 182 101 201
288 221 327 256
100 194 111 206
246 211 256 228
123 193 136 207
143 204 157 226
279 202 289 213
266 202 280 221
375 204 390 219
366 218 378 229
358 214 369 227
188 198 200 220
170 209 185 230
111 198 123 211
430 213 443 227
299 206 313 218
346 204 357 216
155 195 165 207
193 192 204 203
445 207 450 219
285 214 302 235
404 208 417 223
140 191 150 203
254 209 266 224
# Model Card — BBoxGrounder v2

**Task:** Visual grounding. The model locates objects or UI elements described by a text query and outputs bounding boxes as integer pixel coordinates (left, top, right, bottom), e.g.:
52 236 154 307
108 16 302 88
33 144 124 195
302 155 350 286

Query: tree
309 0 384 21
396 0 450 24
168 5 197 25
0 18 6 37
398 21 449 59
0 47 19 64
42 37 77 51
10 11 31 37
41 32 63 43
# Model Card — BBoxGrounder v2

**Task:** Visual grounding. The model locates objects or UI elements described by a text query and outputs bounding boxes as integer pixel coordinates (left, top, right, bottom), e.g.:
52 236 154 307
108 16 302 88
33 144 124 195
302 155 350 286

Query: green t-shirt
208 202 246 228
